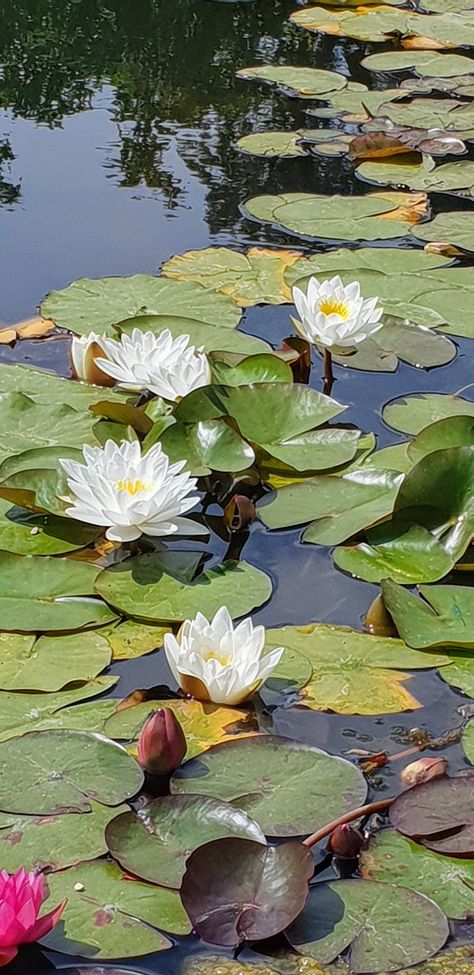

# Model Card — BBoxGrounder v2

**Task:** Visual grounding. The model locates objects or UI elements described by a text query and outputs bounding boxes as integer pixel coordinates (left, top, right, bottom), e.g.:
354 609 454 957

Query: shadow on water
0 1 473 972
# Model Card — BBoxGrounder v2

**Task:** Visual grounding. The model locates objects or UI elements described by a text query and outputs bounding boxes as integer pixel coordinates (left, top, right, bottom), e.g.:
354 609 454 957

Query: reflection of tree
0 139 20 206
0 0 319 219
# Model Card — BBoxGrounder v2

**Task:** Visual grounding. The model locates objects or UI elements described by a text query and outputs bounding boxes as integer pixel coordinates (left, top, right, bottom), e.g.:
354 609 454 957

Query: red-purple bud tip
327 824 364 859
137 708 187 776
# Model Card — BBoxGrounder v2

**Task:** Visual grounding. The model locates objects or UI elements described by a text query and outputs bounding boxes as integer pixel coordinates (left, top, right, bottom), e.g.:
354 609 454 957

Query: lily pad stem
323 348 334 395
302 797 395 849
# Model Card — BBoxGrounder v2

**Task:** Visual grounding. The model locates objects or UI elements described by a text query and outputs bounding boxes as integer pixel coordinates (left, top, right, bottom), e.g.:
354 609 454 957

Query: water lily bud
137 708 186 776
327 824 364 859
71 332 115 386
401 757 448 788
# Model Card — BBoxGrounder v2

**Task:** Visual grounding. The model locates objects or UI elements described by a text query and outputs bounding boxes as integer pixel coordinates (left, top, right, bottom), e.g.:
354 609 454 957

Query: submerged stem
322 348 334 395
302 797 395 849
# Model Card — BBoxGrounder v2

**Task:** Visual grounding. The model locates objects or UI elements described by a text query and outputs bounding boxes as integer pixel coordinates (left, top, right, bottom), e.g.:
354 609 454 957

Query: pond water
0 1 473 973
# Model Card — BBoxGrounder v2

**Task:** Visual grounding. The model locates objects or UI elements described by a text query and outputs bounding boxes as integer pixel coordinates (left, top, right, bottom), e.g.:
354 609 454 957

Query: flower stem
302 797 395 849
323 348 334 395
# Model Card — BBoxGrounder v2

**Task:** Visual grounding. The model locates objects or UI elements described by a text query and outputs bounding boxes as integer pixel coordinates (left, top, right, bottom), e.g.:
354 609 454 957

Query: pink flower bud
400 757 448 788
137 708 186 776
327 824 364 859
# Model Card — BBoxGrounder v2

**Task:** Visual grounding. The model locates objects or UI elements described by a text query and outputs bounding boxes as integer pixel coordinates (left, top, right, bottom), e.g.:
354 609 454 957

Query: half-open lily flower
95 328 211 401
59 439 207 542
0 868 66 967
70 332 115 386
292 276 383 349
163 606 284 706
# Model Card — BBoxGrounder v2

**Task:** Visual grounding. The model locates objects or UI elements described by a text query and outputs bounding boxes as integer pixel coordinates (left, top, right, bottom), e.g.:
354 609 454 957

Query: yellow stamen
319 298 350 319
115 478 152 496
204 650 233 666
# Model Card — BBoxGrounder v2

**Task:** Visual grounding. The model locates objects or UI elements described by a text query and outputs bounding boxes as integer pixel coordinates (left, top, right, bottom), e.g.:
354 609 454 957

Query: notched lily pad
0 730 144 814
181 838 313 947
382 580 474 649
390 772 474 856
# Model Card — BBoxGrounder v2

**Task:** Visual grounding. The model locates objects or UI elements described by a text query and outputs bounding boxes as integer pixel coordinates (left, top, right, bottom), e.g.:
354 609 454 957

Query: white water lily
70 332 115 386
292 275 383 349
163 606 284 705
59 439 207 543
95 328 211 401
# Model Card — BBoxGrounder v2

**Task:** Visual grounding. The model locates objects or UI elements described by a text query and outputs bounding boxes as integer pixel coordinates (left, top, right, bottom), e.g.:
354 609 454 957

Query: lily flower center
203 649 233 666
318 298 350 319
115 478 153 496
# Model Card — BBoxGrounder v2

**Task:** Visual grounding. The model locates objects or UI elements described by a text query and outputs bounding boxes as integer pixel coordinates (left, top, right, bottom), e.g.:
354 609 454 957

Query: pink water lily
0 868 66 966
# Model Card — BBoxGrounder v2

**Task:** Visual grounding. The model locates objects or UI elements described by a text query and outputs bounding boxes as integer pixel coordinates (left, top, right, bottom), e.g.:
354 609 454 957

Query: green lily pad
291 4 474 48
301 129 353 157
329 317 456 372
40 860 190 958
160 418 255 475
260 429 361 474
259 468 402 544
98 620 171 659
95 552 272 623
380 98 474 132
0 392 99 462
382 580 474 649
162 246 302 306
0 363 130 409
235 131 308 158
0 552 117 631
413 211 474 253
394 446 474 561
334 523 454 585
0 630 111 691
362 51 474 78
259 646 313 705
0 801 130 873
171 735 367 836
0 683 118 742
286 879 449 973
235 64 347 98
440 651 474 696
383 393 474 435
210 354 293 386
41 275 241 336
106 795 266 888
462 722 474 762
243 192 424 243
0 730 143 814
118 315 269 353
264 623 448 715
407 415 474 463
360 829 474 919
358 157 474 198
0 499 98 555
306 86 410 124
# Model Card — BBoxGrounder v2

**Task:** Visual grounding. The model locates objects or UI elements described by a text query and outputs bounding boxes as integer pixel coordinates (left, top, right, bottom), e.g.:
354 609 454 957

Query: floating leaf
333 523 454 585
358 156 474 198
162 247 302 306
462 722 474 763
440 651 474 696
0 499 98 555
360 829 474 919
210 353 293 387
0 631 111 691
382 393 474 435
260 429 361 473
407 415 474 463
306 86 409 125
259 647 313 705
413 211 474 253
0 316 53 344
0 392 99 462
286 879 449 973
98 620 170 660
103 698 257 759
171 735 367 836
236 64 347 98
356 123 468 158
160 418 255 475
95 553 272 623
0 552 117 631
382 580 474 649
243 192 427 243
379 98 474 132
291 5 474 48
236 131 309 158
42 275 241 336
181 838 313 946
0 363 129 409
40 860 190 958
362 51 474 77
0 730 143 814
264 624 448 715
106 795 266 888
329 317 456 373
0 684 117 742
390 772 474 856
0 801 130 873
259 469 402 544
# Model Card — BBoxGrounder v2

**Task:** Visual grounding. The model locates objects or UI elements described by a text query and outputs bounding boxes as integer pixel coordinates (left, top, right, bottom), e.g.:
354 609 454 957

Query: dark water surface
0 1 473 972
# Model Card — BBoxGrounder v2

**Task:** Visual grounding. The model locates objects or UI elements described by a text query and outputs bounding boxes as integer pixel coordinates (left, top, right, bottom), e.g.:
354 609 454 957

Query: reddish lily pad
390 773 474 856
180 837 313 946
